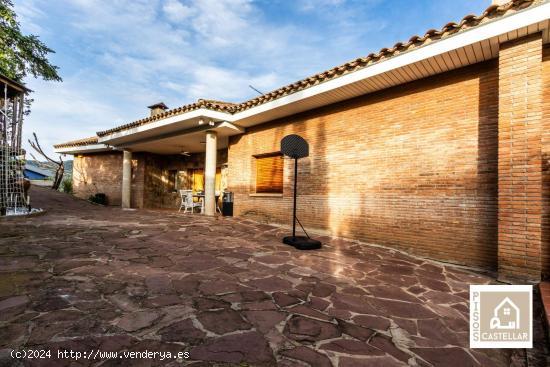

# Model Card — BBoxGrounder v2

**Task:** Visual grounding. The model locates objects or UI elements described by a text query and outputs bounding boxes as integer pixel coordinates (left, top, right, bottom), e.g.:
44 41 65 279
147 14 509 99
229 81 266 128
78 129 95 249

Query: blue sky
14 0 488 157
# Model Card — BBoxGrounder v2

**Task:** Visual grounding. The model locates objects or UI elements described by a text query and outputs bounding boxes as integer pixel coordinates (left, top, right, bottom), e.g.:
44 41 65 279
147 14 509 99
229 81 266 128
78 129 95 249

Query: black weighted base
283 236 322 250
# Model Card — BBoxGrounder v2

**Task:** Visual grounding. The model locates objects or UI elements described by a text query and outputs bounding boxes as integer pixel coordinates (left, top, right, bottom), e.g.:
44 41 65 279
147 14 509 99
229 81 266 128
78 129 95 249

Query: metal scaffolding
0 74 28 216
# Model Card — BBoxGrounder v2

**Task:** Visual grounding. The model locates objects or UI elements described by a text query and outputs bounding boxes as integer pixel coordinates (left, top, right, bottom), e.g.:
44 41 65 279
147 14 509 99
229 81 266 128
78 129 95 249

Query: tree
0 0 61 82
28 133 64 190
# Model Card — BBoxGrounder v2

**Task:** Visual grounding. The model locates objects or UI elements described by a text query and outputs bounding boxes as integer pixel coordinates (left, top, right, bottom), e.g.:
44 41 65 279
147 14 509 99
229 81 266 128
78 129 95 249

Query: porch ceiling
123 132 229 155
112 120 243 154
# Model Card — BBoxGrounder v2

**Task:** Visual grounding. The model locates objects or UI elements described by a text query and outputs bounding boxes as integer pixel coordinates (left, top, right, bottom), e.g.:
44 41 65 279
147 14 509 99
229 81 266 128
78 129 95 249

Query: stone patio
0 186 545 366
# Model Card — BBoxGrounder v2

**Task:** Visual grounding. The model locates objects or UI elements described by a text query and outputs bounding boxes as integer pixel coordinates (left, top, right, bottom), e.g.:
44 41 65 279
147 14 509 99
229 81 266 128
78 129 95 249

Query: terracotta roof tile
90 0 539 138
96 98 236 137
54 136 99 149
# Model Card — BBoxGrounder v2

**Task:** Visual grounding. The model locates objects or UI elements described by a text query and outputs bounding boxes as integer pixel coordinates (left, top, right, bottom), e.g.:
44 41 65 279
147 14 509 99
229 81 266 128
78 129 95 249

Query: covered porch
116 118 243 215
58 106 244 215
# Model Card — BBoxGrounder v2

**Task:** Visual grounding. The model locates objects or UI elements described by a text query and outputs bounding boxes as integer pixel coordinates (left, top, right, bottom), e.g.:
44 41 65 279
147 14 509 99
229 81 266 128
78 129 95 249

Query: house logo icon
489 297 520 330
470 285 532 348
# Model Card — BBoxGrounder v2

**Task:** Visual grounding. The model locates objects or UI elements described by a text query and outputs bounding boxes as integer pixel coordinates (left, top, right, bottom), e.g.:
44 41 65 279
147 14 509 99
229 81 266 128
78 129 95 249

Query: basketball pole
281 133 322 250
292 157 297 239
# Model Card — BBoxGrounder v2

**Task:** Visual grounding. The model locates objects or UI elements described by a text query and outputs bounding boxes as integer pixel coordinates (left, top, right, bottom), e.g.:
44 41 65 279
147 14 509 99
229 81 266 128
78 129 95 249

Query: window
188 168 222 192
255 153 283 194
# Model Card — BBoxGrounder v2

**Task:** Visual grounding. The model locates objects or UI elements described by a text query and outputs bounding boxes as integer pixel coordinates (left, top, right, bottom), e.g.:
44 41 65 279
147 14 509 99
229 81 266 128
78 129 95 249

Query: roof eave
55 144 114 155
97 108 234 145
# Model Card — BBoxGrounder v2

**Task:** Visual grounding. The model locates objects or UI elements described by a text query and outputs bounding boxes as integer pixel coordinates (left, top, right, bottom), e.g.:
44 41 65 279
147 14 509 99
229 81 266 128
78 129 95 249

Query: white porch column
204 130 217 216
121 150 132 209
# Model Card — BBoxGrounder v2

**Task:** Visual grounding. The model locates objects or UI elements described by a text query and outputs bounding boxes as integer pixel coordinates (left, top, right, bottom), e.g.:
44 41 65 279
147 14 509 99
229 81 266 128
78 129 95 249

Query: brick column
498 34 543 282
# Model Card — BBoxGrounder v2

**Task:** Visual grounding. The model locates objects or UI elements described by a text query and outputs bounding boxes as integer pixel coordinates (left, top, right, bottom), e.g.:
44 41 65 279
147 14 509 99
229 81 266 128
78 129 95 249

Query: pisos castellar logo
470 285 532 348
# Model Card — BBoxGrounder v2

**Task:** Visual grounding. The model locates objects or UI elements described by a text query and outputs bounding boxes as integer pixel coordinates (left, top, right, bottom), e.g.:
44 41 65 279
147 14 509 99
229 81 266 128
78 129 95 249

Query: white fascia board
231 2 550 122
98 108 233 144
55 144 113 155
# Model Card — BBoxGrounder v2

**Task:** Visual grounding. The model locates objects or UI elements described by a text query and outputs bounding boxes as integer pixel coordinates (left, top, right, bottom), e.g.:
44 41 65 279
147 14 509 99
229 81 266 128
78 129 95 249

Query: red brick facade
73 152 144 208
228 60 501 271
227 37 549 281
543 43 550 281
498 34 544 282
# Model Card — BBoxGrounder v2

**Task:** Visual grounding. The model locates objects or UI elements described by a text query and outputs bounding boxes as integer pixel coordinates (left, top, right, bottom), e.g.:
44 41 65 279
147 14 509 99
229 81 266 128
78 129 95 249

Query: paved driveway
0 186 538 366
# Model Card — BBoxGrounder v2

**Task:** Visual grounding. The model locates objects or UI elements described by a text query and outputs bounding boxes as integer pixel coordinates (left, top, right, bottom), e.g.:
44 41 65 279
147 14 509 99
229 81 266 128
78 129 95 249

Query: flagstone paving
0 186 546 366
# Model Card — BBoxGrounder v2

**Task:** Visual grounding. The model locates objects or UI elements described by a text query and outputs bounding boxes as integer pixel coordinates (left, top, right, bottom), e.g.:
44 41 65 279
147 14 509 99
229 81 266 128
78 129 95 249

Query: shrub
61 178 73 194
88 193 107 205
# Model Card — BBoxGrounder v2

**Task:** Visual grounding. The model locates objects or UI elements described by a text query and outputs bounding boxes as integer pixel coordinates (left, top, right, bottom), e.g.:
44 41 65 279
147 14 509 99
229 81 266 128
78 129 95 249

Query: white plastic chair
215 191 222 214
179 190 201 213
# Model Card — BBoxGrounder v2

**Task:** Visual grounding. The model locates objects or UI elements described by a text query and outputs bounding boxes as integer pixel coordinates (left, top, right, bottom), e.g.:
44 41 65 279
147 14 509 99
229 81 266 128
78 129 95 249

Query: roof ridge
54 136 99 149
197 98 237 105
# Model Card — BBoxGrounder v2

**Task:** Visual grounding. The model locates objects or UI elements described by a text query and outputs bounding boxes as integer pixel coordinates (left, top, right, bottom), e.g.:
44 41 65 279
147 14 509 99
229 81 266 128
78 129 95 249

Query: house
24 162 54 181
54 0 550 282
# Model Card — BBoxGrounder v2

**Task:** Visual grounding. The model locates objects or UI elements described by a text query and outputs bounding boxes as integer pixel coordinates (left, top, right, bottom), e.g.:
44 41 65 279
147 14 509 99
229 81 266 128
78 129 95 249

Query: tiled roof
96 99 237 137
86 0 539 139
53 136 99 149
233 0 541 112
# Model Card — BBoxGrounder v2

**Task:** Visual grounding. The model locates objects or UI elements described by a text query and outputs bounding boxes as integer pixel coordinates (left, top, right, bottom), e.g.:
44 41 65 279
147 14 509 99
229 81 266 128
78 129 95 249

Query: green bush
88 193 107 205
61 178 73 194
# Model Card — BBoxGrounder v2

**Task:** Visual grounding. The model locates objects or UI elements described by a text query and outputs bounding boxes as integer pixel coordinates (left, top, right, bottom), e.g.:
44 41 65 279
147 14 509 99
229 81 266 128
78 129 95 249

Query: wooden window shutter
256 154 283 193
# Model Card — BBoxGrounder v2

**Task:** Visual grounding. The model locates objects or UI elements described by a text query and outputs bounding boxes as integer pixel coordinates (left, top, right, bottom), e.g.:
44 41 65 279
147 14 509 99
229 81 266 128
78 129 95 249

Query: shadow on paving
0 186 547 366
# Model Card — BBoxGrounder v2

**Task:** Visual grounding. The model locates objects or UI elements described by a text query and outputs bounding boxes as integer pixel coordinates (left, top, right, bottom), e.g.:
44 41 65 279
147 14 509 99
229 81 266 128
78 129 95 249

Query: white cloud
15 0 368 156
299 0 346 12
13 0 46 34
186 65 281 101
163 0 195 22
13 0 486 158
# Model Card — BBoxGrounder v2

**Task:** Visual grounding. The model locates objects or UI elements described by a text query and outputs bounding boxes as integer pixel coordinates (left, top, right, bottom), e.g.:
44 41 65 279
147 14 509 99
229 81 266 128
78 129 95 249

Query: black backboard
280 134 309 159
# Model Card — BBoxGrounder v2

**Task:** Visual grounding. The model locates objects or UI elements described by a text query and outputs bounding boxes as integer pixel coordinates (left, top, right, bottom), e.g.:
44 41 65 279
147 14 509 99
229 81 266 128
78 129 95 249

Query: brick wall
541 44 550 279
74 150 228 210
73 152 123 205
72 151 144 208
228 60 499 269
141 151 227 209
498 34 543 282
